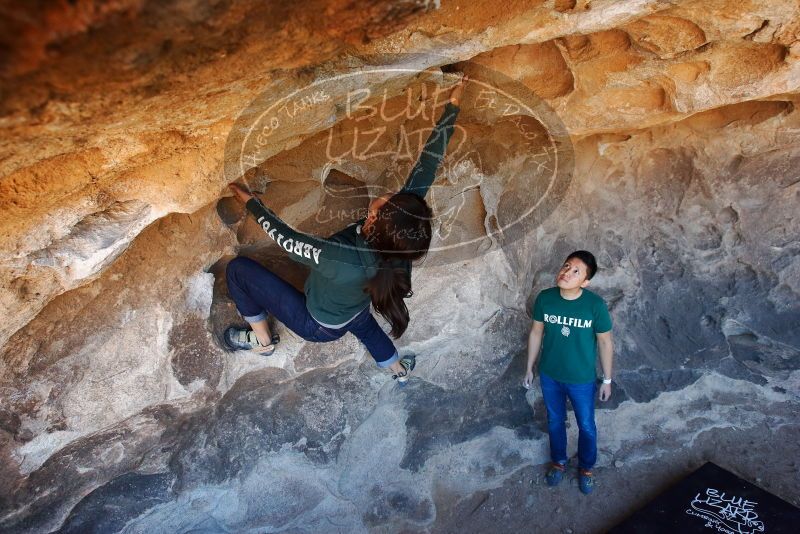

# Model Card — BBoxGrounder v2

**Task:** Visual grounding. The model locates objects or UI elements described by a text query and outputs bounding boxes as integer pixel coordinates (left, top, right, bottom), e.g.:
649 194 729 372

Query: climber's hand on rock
449 74 468 106
229 183 254 203
523 369 534 390
599 383 612 402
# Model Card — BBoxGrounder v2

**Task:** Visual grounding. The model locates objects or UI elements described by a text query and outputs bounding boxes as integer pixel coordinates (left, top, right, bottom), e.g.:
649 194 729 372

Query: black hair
365 192 433 338
564 250 598 280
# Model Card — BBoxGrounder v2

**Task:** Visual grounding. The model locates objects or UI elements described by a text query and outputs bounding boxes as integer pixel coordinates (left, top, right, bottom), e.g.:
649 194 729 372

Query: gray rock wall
2 92 798 533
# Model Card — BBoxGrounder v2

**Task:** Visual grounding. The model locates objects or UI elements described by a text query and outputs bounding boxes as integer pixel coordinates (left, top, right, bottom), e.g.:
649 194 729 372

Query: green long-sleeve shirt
245 102 461 326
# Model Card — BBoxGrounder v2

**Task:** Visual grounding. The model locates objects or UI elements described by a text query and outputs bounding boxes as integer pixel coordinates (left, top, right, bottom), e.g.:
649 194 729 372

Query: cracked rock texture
1 1 799 532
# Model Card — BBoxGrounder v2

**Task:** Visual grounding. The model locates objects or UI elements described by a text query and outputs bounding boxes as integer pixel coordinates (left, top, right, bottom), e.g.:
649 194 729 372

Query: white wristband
602 378 612 384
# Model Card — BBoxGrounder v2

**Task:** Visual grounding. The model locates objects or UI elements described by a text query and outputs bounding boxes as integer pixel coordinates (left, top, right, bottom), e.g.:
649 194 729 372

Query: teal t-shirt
532 287 612 384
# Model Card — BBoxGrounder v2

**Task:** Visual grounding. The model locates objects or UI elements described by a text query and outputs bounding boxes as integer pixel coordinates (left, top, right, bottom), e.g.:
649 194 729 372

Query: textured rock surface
1 1 799 532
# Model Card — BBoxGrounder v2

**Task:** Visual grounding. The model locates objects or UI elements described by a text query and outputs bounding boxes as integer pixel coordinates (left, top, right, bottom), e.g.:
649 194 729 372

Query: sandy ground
429 422 800 533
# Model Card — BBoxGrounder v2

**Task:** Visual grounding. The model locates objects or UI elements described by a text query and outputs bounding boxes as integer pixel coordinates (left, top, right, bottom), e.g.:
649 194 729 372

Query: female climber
223 74 467 382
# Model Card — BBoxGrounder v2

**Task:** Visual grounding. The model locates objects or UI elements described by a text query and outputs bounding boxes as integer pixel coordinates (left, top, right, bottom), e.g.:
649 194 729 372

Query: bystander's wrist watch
602 377 612 385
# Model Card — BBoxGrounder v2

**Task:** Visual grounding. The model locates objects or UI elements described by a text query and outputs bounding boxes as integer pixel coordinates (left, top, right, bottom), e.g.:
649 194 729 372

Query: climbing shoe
224 326 278 356
545 462 566 487
392 354 416 385
578 468 595 495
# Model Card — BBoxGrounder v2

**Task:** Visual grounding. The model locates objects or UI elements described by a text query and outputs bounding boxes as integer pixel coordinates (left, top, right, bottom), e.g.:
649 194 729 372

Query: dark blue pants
540 372 598 470
225 256 399 367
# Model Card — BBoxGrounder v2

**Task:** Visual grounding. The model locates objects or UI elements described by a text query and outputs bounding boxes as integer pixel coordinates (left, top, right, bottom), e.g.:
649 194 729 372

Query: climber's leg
225 256 349 345
346 309 408 375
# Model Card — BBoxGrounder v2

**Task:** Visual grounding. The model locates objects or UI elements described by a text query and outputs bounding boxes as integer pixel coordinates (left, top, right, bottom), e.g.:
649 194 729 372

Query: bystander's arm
597 331 614 401
523 320 544 389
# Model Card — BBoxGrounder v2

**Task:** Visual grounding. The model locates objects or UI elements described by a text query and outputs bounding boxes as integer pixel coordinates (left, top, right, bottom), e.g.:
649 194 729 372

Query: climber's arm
246 197 366 278
400 101 461 198
244 197 331 269
230 184 357 276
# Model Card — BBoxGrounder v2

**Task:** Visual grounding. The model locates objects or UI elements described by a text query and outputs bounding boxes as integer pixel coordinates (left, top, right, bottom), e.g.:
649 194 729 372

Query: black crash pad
609 462 799 533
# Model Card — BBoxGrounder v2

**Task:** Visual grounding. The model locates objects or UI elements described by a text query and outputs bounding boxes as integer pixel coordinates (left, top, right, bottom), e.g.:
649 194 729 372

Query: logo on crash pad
686 487 765 534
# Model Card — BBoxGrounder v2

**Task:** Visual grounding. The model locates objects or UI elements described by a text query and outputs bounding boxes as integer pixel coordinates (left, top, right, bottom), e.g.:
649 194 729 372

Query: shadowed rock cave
1 1 799 533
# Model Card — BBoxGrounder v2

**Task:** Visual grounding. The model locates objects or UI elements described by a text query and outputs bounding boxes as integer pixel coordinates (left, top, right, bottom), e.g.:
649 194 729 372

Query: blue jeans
225 256 399 367
540 372 597 470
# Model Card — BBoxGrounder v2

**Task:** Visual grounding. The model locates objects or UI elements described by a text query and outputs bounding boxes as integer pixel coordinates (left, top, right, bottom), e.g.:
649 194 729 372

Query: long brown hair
365 192 432 338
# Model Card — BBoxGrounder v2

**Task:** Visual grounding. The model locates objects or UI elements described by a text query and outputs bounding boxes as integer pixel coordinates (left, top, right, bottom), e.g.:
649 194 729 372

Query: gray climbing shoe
392 354 416 385
224 326 278 356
